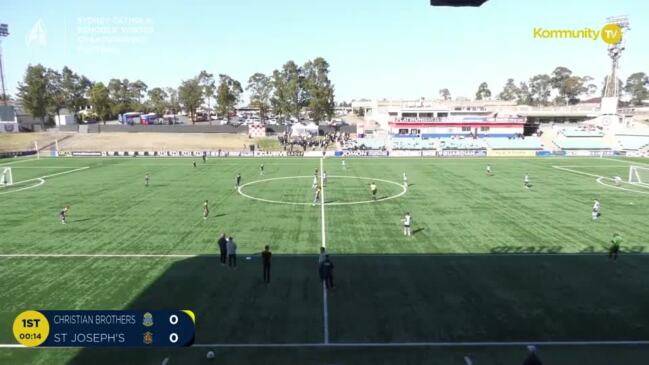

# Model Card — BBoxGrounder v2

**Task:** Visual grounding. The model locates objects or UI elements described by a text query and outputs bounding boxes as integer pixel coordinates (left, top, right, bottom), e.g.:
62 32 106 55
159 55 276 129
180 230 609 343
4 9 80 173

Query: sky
1 0 647 103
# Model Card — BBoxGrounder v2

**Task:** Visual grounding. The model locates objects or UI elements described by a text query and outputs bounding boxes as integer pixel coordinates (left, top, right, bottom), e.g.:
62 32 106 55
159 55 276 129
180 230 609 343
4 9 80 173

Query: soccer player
312 174 318 189
202 152 207 163
59 205 69 224
144 173 149 187
486 164 493 176
193 160 197 168
613 175 622 186
203 200 210 221
403 172 408 190
260 163 264 176
262 245 272 284
342 160 346 170
524 174 531 189
235 173 242 189
370 182 377 200
402 212 412 237
313 185 321 206
322 171 327 186
592 199 601 220
609 233 622 260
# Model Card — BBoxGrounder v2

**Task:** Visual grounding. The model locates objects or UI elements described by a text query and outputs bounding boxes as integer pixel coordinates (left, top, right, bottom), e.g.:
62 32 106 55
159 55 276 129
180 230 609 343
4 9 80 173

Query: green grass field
1 155 649 364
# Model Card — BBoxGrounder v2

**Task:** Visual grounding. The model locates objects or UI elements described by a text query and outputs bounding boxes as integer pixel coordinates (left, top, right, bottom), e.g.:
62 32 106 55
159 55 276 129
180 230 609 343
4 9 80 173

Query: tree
624 72 649 105
89 82 112 124
46 68 66 121
439 88 451 100
215 74 243 121
528 74 552 106
108 78 132 116
498 78 519 101
272 61 305 120
246 72 273 121
550 67 592 105
129 80 148 112
17 64 51 124
147 87 169 116
516 82 532 105
303 57 335 123
165 87 180 115
60 66 91 120
178 77 203 123
198 70 216 120
475 82 491 100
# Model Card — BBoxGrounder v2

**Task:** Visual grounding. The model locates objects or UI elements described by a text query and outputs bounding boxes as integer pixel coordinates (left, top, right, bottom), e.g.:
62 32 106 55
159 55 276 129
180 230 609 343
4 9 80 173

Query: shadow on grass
67 253 649 364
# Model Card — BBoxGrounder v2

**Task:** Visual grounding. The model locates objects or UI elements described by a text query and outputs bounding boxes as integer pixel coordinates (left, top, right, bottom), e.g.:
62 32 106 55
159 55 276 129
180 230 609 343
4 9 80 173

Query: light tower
599 16 629 131
0 23 8 105
601 16 629 113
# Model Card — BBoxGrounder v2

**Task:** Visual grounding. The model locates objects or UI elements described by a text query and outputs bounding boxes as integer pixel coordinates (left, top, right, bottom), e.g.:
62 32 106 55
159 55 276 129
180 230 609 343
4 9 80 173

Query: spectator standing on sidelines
226 236 237 268
609 233 622 260
523 345 542 365
322 255 335 290
318 247 327 282
217 233 227 265
262 245 272 283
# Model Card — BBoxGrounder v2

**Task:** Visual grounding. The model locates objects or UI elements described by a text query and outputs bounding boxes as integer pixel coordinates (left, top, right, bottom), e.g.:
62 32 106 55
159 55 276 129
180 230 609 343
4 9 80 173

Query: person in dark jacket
217 233 227 265
322 255 334 290
523 346 542 365
262 245 272 283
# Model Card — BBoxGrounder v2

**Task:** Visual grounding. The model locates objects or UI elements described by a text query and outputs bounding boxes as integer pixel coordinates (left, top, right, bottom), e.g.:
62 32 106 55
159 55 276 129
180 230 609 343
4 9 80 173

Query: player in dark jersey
235 173 242 189
203 200 209 221
193 160 197 168
260 164 264 176
202 152 207 163
59 205 69 224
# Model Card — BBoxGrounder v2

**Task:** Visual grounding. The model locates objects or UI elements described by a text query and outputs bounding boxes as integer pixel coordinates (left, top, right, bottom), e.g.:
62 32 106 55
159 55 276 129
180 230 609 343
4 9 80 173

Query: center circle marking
237 175 407 206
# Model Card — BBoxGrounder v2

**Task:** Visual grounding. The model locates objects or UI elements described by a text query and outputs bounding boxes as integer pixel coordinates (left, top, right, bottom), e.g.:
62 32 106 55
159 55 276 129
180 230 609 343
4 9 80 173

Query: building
0 105 19 133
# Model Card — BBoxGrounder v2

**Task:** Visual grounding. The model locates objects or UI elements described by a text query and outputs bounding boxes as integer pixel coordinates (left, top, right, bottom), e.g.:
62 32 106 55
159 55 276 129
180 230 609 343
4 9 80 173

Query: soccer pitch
1 156 649 364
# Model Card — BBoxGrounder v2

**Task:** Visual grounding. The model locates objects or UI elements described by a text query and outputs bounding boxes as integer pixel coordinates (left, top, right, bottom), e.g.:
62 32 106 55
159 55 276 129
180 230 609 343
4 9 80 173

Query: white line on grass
320 157 330 345
0 158 38 167
0 178 45 195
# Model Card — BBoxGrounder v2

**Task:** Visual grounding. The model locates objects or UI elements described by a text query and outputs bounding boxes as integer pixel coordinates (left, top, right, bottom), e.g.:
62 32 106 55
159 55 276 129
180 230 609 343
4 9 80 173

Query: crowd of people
277 131 352 151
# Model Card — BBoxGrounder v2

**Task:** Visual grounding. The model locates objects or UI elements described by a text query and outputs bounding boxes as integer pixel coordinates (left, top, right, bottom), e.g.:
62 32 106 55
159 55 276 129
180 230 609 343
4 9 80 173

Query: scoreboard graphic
13 310 195 347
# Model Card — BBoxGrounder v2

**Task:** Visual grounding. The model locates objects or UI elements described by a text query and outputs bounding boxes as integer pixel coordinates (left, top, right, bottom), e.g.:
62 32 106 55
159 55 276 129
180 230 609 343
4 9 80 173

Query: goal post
0 167 13 186
628 165 649 186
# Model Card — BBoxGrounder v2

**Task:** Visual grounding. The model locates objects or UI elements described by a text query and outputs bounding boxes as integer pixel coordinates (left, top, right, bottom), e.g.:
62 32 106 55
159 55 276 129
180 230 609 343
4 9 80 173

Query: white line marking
320 157 330 345
0 158 38 166
596 177 649 195
0 178 45 195
237 175 406 206
602 157 649 167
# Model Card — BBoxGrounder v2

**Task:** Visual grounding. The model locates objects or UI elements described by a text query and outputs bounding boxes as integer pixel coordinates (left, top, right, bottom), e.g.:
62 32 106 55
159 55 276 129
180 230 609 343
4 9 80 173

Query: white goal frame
0 167 13 186
628 165 649 187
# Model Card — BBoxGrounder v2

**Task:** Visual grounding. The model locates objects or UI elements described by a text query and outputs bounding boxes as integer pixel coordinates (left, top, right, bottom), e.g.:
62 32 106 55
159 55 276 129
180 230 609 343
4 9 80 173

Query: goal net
0 167 13 186
628 165 649 187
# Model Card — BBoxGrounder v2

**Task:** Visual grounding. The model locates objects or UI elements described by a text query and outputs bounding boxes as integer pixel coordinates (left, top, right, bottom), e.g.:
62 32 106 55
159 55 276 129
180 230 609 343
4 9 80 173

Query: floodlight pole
0 24 8 106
